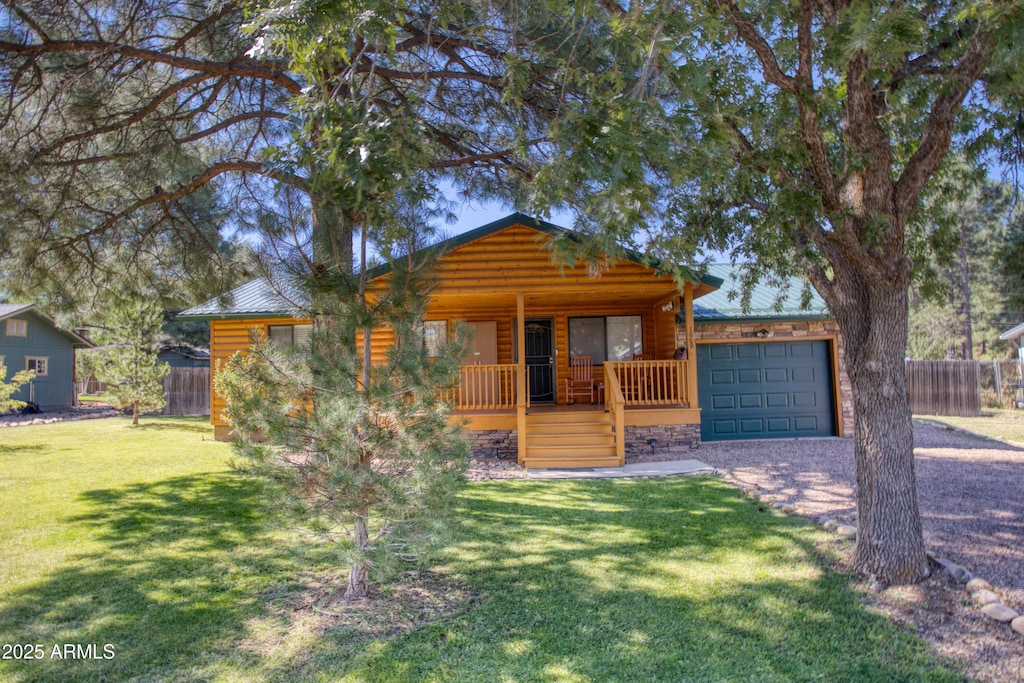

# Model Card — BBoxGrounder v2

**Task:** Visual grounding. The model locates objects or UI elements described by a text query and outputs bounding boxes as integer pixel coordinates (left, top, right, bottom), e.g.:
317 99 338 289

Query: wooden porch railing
604 365 626 461
604 360 690 407
445 363 518 411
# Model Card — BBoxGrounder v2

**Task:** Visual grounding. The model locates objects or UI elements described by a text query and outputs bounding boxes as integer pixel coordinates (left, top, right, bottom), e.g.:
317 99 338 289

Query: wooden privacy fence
162 367 210 416
905 360 981 417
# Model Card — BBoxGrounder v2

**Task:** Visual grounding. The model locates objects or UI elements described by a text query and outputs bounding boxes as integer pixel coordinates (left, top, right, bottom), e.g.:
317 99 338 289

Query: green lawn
0 417 960 682
75 393 112 404
918 408 1024 444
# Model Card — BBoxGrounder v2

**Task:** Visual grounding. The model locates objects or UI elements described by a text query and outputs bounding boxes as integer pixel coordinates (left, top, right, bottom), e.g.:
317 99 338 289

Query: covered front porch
438 285 703 469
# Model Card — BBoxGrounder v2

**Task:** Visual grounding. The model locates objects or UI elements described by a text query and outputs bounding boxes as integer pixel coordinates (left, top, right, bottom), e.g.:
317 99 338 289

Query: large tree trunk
828 266 929 585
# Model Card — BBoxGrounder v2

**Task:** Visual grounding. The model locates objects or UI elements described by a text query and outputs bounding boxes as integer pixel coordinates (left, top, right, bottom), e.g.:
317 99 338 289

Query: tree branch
895 28 994 224
174 111 289 145
0 39 303 94
716 0 798 93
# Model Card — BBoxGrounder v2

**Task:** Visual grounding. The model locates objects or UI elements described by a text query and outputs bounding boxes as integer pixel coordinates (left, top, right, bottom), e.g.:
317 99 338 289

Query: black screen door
524 319 555 403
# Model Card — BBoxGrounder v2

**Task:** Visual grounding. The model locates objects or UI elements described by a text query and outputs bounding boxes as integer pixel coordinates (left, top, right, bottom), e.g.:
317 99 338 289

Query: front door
525 318 555 403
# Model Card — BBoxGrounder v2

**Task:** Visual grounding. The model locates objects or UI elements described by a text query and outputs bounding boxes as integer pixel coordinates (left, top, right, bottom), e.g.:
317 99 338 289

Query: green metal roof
178 277 306 320
690 264 830 323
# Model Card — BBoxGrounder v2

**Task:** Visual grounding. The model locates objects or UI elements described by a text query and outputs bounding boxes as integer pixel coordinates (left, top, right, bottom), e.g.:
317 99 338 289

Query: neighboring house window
569 316 643 364
267 323 312 349
25 356 48 376
422 320 447 358
6 319 27 337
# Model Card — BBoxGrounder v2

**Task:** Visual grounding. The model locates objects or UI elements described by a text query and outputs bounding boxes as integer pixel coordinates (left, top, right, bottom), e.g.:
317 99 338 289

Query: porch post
516 293 527 465
683 282 699 408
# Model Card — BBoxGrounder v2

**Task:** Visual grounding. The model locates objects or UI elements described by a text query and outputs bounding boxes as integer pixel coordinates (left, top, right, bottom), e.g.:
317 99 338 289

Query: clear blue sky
440 185 574 236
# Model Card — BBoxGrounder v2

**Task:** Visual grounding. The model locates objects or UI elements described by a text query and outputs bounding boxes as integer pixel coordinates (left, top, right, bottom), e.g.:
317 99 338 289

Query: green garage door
697 341 835 441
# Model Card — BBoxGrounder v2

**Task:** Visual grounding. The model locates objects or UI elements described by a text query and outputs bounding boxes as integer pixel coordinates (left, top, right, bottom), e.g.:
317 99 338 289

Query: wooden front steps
522 409 622 469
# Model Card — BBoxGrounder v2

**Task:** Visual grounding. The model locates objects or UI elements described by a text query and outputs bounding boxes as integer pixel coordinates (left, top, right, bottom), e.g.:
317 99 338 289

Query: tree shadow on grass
130 416 214 435
0 472 297 683
310 478 963 683
0 443 46 457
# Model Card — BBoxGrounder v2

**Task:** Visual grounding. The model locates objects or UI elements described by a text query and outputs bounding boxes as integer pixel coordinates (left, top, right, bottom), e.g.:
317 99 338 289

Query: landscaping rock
930 556 972 583
966 577 992 593
980 603 1019 623
835 525 857 537
1012 616 1024 635
780 504 797 513
822 520 839 531
971 589 1001 606
772 501 786 509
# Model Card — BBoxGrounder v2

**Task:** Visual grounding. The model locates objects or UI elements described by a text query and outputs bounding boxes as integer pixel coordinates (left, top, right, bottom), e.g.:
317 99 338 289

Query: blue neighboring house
0 304 94 411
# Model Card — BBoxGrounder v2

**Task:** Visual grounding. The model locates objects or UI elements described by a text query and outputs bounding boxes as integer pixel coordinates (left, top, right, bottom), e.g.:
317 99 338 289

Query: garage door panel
738 369 761 383
698 341 835 441
740 418 765 433
709 345 735 360
789 342 815 357
712 395 735 409
793 417 819 431
791 367 815 383
739 394 762 408
736 345 762 359
792 391 817 407
710 369 735 385
712 419 738 436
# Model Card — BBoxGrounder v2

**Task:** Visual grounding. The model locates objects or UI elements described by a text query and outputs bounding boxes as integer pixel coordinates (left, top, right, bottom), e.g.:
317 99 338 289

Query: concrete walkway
526 459 715 480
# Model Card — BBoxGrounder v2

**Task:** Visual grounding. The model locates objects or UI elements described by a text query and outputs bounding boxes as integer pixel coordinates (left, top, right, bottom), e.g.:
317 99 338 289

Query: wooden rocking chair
565 355 595 404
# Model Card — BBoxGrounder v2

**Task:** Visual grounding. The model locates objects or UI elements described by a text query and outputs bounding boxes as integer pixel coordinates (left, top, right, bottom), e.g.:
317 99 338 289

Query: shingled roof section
690 264 830 322
0 303 94 347
0 303 35 319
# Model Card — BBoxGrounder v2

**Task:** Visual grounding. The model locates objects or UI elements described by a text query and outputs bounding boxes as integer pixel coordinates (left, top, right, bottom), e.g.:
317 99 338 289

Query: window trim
25 356 48 376
6 319 27 337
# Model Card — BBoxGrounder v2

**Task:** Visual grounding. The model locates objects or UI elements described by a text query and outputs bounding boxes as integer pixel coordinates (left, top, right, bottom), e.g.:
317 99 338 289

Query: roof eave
999 322 1024 341
692 313 832 324
176 311 303 322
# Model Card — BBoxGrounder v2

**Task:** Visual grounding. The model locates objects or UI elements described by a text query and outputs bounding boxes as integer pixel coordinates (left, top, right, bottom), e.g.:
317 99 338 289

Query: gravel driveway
696 421 1024 604
696 421 1024 682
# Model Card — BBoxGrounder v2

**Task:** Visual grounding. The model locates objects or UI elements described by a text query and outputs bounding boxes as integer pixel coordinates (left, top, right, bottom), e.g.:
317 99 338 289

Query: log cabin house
182 214 851 468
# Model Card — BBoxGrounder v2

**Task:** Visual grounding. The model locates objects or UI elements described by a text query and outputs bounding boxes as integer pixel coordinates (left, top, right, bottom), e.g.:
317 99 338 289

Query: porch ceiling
427 285 680 314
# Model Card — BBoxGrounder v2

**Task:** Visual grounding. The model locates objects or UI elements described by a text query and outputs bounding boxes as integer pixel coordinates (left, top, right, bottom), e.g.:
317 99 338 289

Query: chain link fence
979 359 1024 409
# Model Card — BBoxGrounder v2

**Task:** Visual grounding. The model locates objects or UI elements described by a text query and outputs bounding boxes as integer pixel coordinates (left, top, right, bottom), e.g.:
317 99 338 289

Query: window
422 320 447 358
568 316 643 364
267 323 312 349
6 319 26 337
26 356 48 376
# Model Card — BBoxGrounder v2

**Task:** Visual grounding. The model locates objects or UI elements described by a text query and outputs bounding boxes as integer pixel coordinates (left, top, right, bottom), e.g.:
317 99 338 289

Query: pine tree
217 235 469 599
96 300 170 425
0 360 35 412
